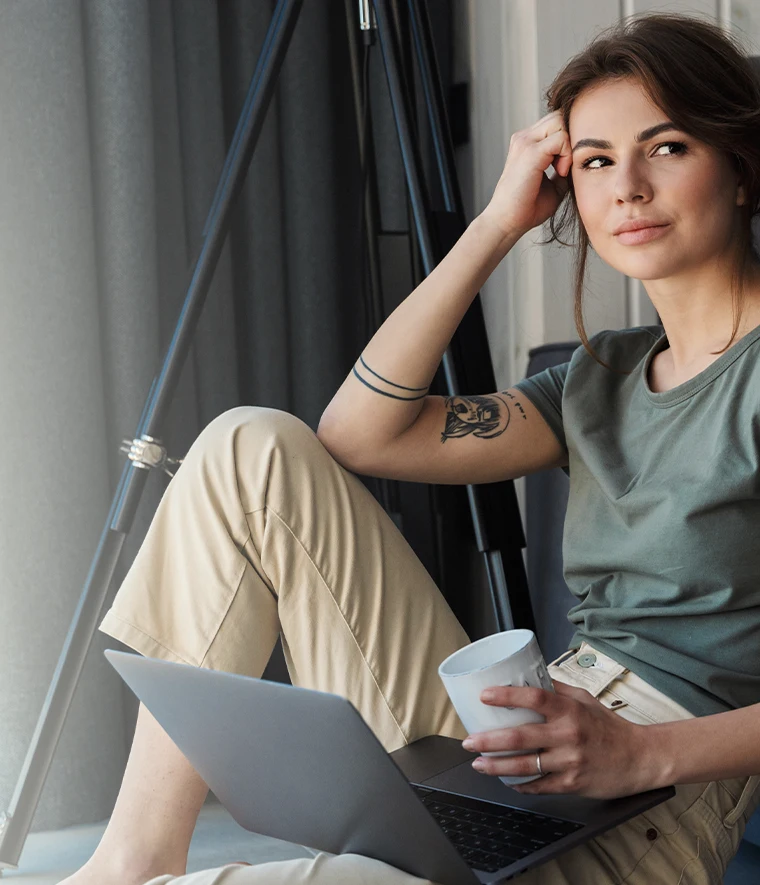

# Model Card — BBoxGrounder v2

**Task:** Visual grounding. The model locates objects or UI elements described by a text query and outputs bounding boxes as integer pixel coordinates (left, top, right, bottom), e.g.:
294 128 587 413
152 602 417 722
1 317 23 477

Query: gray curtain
0 0 457 833
2 0 364 833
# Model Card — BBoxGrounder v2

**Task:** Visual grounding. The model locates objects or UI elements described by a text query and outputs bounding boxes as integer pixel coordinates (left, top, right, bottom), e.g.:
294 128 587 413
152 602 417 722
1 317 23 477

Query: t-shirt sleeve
512 361 570 452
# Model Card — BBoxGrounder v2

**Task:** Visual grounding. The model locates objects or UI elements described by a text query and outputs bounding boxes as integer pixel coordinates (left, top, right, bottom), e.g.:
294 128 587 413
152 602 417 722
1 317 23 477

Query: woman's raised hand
481 110 573 240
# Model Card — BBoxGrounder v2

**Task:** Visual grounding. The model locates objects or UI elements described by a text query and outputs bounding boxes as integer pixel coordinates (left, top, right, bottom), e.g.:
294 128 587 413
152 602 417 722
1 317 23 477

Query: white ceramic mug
438 629 555 785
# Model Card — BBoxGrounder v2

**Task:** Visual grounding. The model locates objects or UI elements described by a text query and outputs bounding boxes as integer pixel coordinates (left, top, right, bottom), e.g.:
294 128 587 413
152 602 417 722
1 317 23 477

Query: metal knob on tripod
119 435 184 479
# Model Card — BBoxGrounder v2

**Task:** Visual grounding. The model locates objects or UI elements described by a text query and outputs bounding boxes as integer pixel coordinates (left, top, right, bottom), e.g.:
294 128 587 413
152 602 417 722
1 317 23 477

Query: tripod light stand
0 0 535 871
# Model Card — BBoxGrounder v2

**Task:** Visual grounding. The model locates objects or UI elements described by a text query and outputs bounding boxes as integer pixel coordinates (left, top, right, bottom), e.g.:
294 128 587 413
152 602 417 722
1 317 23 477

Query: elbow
315 410 340 451
316 415 363 472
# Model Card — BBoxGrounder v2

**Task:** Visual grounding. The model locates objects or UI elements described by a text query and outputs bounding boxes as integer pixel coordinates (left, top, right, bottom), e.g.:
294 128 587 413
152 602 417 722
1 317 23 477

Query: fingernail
462 738 475 750
472 759 485 771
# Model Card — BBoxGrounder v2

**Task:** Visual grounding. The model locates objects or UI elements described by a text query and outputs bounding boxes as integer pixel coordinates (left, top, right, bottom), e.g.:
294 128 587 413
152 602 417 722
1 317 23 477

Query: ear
737 181 747 207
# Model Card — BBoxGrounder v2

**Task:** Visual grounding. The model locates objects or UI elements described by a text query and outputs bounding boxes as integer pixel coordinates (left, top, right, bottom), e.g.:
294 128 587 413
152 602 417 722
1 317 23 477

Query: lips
614 223 671 246
613 219 669 235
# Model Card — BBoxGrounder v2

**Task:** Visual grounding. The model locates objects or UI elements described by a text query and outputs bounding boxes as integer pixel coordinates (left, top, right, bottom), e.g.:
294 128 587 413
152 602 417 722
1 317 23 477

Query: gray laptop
105 649 674 885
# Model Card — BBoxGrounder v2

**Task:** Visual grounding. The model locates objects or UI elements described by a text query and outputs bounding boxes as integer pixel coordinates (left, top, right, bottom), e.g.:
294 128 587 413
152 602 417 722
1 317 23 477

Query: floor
1 801 313 884
5 796 760 884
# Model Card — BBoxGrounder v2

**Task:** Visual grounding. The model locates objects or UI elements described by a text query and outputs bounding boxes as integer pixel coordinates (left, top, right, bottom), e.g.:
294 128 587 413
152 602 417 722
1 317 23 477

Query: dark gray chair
522 341 760 882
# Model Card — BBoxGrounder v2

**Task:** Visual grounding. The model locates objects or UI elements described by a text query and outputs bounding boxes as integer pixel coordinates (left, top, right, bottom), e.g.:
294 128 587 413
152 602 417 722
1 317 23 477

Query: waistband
548 640 695 723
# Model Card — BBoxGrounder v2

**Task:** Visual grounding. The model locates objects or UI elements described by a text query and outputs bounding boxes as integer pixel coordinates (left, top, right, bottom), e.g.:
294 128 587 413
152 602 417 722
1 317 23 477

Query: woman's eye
579 141 687 170
652 141 687 159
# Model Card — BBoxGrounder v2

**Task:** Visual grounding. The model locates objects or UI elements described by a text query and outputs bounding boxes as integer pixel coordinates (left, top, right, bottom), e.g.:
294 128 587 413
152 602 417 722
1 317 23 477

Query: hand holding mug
439 630 658 798
462 680 657 801
438 629 557 786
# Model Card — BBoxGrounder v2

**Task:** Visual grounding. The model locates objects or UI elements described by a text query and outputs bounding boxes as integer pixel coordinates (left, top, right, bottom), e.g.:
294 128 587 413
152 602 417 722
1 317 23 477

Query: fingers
471 750 552 780
529 108 564 132
552 681 603 707
480 684 552 711
488 108 571 235
518 111 572 177
544 129 572 177
509 128 571 180
464 722 555 754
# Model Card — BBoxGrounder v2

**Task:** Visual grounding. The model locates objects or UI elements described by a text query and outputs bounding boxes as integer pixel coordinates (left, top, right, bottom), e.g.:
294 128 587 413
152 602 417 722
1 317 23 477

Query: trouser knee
188 405 325 469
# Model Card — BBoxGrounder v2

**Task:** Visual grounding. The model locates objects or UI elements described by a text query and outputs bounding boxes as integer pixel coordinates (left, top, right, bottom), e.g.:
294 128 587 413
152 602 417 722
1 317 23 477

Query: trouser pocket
722 774 760 827
666 775 760 879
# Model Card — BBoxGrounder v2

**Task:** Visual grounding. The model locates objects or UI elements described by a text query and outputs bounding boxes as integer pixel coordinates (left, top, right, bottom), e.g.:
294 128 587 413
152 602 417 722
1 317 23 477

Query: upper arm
322 388 568 484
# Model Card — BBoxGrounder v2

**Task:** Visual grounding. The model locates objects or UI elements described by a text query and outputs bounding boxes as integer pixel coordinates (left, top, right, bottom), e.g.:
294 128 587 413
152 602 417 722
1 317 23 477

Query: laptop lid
105 650 674 885
105 650 478 885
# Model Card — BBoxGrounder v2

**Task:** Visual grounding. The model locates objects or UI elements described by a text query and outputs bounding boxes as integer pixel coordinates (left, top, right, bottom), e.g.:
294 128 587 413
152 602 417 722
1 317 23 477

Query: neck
643 259 760 374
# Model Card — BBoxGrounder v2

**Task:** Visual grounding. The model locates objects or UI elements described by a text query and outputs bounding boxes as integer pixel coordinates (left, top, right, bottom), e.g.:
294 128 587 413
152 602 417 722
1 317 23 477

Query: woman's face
568 77 745 283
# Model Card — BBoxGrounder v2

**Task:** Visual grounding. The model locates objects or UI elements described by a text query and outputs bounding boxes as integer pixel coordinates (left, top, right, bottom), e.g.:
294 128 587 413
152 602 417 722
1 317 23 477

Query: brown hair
542 12 760 371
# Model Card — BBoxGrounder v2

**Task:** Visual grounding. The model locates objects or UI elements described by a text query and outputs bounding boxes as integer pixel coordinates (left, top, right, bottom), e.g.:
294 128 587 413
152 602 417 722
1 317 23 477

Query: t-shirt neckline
642 319 760 407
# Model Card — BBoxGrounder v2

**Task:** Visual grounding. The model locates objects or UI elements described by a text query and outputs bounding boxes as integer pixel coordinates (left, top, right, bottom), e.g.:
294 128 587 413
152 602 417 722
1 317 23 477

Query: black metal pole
0 0 305 870
406 0 536 635
371 0 527 634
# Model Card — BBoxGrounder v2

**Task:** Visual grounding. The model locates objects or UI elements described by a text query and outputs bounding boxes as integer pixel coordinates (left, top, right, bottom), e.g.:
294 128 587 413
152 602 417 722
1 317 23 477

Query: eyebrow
571 122 680 154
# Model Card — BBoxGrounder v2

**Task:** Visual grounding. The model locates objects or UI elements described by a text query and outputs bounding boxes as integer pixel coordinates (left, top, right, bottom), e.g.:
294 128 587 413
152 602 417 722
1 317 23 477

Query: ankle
84 847 187 884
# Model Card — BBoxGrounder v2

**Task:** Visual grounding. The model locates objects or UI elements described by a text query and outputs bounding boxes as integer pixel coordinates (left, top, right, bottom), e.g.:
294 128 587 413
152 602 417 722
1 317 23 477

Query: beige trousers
99 407 760 885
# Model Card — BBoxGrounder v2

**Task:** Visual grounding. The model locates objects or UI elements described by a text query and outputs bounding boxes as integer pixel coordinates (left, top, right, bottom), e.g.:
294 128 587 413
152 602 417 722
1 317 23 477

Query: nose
613 156 653 204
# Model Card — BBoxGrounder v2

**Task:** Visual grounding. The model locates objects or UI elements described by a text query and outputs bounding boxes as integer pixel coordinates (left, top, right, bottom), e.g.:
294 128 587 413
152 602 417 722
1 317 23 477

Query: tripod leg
0 0 305 871
371 0 531 636
406 0 537 636
343 0 397 525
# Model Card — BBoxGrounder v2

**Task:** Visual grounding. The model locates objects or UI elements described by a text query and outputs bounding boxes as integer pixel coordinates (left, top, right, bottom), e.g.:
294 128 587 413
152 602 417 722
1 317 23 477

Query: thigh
101 407 471 754
199 407 472 751
516 646 760 884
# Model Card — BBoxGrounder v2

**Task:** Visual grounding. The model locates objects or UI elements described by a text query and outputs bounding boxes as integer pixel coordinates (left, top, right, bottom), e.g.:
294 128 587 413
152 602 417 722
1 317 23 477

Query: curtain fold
0 0 454 831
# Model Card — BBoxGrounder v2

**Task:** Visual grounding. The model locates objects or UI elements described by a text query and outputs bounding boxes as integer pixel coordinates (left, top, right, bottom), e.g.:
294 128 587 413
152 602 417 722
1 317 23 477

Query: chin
599 247 682 282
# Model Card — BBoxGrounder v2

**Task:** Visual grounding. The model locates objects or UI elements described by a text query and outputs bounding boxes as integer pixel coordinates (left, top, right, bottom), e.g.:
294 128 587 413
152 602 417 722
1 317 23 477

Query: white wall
456 0 760 537
463 0 759 391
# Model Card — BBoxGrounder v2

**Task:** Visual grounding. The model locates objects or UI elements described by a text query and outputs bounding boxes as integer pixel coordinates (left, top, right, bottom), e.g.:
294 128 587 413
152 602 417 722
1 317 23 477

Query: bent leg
88 407 470 884
101 406 470 750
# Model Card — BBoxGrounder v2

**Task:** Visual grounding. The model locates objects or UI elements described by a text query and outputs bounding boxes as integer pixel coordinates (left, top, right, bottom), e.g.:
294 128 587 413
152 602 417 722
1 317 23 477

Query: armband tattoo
358 355 429 392
352 355 430 401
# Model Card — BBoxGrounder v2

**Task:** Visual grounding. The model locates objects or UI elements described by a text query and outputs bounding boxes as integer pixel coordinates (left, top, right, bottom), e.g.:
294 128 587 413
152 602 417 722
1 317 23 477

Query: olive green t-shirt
513 322 760 717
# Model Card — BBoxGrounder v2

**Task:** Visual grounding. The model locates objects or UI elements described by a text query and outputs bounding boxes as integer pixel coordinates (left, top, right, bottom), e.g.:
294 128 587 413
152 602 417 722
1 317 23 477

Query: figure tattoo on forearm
441 391 527 443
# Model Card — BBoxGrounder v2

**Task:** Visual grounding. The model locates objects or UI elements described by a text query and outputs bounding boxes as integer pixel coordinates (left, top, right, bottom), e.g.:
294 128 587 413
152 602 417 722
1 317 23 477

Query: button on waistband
577 653 597 668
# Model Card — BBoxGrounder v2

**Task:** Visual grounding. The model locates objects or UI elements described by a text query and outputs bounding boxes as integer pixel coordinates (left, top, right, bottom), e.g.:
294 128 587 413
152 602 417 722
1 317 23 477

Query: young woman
63 11 760 885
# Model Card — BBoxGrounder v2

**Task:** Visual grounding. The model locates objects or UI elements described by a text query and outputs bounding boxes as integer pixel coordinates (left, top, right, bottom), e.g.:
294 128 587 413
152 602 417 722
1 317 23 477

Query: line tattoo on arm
358 355 429 392
351 355 430 401
441 393 513 443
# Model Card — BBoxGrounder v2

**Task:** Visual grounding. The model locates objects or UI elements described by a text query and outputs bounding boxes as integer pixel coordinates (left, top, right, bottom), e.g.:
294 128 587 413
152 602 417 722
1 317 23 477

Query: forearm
317 213 522 453
646 702 760 787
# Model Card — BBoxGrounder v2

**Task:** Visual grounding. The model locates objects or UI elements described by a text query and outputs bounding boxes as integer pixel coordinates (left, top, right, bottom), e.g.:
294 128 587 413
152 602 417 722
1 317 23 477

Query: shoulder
571 325 663 372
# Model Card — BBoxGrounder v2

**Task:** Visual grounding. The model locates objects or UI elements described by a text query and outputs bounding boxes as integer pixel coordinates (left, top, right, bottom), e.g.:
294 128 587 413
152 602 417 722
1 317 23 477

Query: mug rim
438 628 535 678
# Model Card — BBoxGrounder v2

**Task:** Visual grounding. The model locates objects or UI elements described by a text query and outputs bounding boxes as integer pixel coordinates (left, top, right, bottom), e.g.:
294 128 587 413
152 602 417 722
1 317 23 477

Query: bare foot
58 858 251 884
57 855 184 885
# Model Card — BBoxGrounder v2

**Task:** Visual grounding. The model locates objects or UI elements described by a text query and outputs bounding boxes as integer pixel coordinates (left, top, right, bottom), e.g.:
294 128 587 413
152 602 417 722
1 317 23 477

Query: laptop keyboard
411 785 584 874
